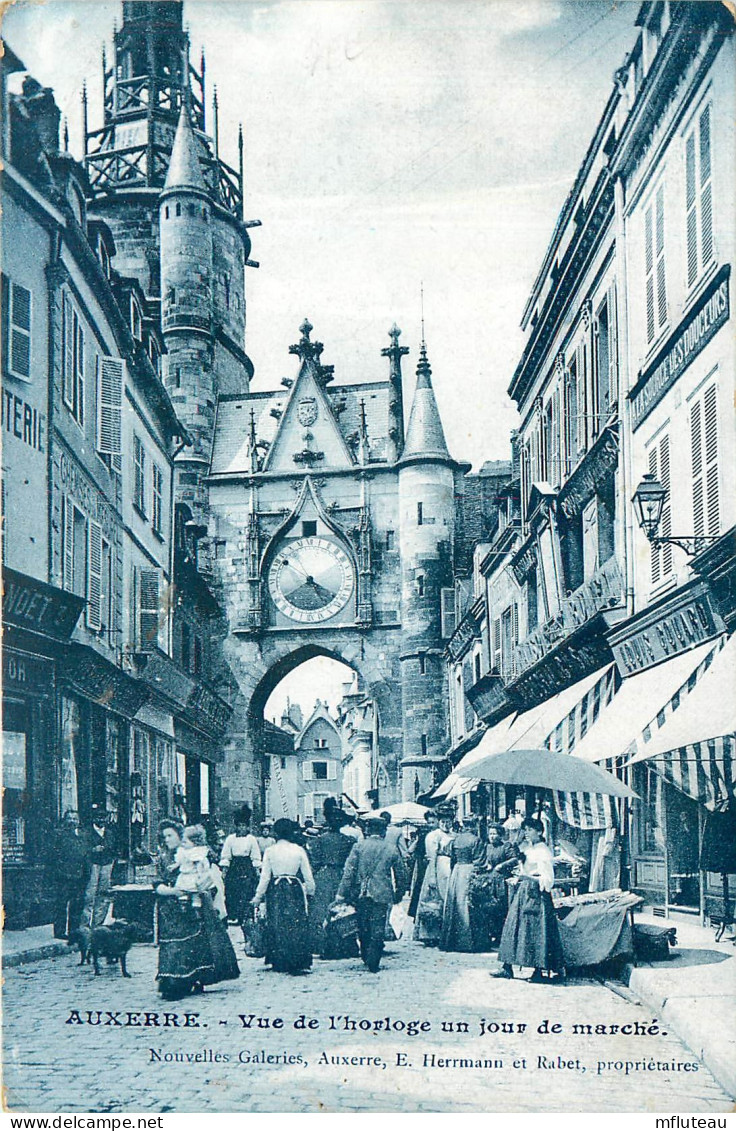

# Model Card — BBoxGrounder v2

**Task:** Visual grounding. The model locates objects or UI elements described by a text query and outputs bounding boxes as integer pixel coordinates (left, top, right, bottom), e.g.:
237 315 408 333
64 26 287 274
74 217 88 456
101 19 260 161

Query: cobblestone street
3 929 732 1113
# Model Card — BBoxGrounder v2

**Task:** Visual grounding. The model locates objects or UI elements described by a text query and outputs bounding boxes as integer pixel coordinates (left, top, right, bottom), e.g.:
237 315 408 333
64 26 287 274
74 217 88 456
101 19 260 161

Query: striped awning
624 633 736 807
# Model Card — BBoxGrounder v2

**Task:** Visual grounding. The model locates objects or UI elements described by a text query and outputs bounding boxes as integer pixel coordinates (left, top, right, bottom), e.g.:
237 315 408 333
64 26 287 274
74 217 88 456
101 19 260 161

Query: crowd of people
53 797 567 997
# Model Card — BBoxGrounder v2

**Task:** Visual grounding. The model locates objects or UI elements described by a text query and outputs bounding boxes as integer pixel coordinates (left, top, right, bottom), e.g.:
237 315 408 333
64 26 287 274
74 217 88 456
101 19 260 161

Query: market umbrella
379 801 429 822
456 748 637 799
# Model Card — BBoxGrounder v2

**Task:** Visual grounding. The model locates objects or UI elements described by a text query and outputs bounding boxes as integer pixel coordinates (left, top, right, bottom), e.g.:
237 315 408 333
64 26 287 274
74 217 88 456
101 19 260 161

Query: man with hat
336 816 408 972
79 804 117 928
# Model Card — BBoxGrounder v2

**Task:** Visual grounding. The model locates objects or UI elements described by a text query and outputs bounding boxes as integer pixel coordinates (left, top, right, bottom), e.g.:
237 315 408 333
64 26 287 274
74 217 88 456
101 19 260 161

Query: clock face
268 537 354 624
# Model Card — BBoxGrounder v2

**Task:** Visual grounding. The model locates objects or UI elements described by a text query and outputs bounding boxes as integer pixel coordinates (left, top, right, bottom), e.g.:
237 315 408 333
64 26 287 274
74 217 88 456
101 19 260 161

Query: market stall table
552 888 643 968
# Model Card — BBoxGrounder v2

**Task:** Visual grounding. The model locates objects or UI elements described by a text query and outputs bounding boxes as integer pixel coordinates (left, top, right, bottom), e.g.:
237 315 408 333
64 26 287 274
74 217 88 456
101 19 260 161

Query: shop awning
569 638 722 764
433 663 615 802
623 633 735 806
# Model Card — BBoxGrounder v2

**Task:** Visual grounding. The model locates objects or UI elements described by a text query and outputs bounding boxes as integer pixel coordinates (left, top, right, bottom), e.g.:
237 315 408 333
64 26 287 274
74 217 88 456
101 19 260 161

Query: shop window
200 763 210 816
59 697 80 821
635 763 662 856
685 103 714 289
106 717 122 828
2 699 29 862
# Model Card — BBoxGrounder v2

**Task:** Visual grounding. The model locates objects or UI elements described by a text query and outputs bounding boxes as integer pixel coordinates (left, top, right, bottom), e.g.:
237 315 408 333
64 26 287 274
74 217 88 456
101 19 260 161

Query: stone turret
159 106 215 521
397 336 455 798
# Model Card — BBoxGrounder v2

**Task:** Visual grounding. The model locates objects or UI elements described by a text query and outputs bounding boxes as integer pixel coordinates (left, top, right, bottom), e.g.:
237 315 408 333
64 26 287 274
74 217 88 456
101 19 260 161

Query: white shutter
685 131 698 287
76 322 85 426
492 617 502 672
327 761 338 781
608 285 619 408
654 184 667 329
97 356 124 455
691 398 705 540
576 342 587 455
63 294 74 407
86 518 103 630
645 203 655 343
440 587 456 639
62 495 75 591
138 567 161 650
659 436 672 577
302 762 314 782
699 104 713 269
703 384 719 537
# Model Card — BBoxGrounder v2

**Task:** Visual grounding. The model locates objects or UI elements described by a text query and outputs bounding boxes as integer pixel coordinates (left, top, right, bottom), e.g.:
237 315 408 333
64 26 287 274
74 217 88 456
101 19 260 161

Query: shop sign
57 450 117 537
630 265 730 431
3 647 54 692
611 589 723 676
2 567 83 639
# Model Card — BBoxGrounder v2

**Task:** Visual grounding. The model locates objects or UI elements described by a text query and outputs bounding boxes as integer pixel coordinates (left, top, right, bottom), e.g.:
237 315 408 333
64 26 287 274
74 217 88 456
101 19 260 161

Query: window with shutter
576 342 587 456
62 293 75 408
62 495 75 592
510 603 519 677
492 617 502 673
96 356 124 455
691 382 719 540
565 356 578 473
138 567 161 650
648 434 672 586
86 519 103 630
440 587 456 639
62 295 85 424
644 185 667 345
152 464 164 536
8 282 31 381
686 104 714 288
133 435 147 515
75 321 85 427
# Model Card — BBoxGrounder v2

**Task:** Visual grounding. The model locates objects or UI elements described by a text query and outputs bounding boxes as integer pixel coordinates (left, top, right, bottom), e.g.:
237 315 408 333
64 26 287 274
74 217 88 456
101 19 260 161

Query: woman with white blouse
494 817 565 983
252 818 316 974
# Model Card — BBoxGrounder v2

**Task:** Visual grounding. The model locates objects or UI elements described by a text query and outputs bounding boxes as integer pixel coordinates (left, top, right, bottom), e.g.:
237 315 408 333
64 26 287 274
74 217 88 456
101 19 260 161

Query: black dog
72 920 138 977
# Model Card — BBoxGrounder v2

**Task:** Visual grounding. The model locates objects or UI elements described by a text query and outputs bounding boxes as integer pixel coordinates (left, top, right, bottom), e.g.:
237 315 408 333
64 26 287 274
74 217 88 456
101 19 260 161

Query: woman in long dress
219 805 262 952
468 824 518 950
414 813 453 945
494 817 565 982
307 810 358 959
439 816 486 952
252 819 316 974
155 822 239 999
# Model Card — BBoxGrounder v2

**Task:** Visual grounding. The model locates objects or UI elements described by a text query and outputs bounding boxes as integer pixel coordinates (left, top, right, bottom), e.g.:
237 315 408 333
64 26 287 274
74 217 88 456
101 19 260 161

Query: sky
2 0 641 716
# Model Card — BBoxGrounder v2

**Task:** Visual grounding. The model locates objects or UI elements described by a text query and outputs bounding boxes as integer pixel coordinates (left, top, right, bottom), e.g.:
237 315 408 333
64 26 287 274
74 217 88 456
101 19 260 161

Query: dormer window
130 295 142 341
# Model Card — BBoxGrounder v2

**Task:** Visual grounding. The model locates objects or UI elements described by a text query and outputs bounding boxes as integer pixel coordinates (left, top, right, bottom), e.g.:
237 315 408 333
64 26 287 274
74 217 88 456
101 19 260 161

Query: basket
327 902 359 940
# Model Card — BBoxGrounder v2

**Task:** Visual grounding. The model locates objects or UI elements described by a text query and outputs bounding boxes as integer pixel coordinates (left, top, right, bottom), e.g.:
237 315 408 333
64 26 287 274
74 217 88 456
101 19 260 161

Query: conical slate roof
164 105 207 193
400 341 451 463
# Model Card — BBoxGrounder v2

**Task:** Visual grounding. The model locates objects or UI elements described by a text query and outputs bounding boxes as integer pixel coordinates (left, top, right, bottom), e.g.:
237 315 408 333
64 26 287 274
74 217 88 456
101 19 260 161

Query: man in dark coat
337 816 408 972
51 811 90 938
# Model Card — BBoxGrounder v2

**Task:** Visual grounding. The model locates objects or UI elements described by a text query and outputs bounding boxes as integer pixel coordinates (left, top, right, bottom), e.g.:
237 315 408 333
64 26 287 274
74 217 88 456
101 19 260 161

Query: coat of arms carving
297 397 318 426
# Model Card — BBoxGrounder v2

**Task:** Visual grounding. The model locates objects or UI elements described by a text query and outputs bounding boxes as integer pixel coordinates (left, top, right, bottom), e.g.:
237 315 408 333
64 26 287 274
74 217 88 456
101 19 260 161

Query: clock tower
207 318 475 808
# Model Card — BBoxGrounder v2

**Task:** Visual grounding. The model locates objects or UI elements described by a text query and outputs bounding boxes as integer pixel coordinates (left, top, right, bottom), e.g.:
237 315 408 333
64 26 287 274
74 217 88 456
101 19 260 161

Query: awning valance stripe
643 735 736 808
552 789 615 830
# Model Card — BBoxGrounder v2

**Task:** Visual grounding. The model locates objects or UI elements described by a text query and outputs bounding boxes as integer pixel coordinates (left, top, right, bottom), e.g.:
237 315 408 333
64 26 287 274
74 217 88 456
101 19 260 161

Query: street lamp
632 473 719 556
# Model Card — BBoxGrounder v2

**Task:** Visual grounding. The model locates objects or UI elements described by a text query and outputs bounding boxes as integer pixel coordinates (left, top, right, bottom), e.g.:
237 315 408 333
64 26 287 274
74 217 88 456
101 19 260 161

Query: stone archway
216 629 404 818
